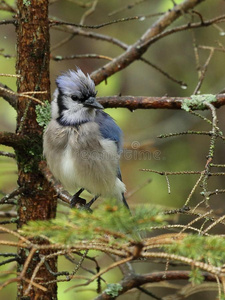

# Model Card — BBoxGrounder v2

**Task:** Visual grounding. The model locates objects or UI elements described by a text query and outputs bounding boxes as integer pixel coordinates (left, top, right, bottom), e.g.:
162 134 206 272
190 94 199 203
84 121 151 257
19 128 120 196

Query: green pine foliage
21 202 167 244
189 268 205 285
21 202 225 289
165 234 225 267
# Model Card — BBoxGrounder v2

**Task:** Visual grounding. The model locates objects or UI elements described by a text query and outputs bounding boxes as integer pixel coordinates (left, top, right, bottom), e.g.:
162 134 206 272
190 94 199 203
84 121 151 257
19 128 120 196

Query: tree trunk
16 1 58 299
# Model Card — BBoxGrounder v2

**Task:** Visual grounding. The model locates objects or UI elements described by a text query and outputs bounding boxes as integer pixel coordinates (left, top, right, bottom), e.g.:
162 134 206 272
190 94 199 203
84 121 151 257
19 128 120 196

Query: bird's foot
70 195 93 212
78 195 99 213
70 188 86 208
70 195 86 208
70 196 92 212
79 203 93 213
70 190 99 212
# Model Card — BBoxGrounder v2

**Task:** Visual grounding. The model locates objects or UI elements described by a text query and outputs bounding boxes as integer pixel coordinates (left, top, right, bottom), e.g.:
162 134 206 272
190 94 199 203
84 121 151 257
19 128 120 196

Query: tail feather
122 193 130 211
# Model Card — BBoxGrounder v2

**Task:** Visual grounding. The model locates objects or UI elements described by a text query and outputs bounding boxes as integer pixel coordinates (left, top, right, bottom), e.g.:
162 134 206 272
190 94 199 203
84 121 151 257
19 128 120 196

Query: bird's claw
70 196 86 208
79 203 93 213
70 196 93 213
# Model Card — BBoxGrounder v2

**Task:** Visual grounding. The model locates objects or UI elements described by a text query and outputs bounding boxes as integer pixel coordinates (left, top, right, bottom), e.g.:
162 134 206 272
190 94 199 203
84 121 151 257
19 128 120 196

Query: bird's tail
122 193 130 211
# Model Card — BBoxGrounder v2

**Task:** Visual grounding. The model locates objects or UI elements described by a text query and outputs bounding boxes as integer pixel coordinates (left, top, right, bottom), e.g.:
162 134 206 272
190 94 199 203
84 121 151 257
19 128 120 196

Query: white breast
43 120 126 200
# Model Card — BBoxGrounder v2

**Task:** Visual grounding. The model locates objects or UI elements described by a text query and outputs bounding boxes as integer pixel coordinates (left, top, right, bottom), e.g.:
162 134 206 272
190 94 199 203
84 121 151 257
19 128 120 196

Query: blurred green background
1 0 225 299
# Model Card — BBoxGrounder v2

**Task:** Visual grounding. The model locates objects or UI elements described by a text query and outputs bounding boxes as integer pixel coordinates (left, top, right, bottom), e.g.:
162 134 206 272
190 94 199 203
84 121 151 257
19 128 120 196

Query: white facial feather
51 68 98 124
51 68 97 124
51 90 59 119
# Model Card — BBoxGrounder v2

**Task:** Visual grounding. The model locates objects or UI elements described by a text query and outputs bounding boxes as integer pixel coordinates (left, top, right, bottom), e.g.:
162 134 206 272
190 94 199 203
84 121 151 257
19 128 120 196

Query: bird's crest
56 68 96 99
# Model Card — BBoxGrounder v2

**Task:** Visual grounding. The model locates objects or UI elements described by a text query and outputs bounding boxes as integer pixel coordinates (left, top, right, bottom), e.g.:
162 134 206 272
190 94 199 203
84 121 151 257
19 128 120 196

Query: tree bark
16 1 57 299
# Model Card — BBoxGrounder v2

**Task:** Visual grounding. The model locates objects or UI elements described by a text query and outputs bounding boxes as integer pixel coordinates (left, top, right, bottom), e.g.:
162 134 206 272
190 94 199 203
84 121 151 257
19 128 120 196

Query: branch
51 54 112 61
0 83 17 109
0 210 17 218
97 94 225 110
108 1 161 17
0 150 16 158
51 26 128 50
140 14 225 50
0 1 17 13
0 187 25 205
0 20 15 25
79 0 98 25
50 16 146 29
91 0 205 84
94 271 218 299
0 83 46 109
53 15 225 86
53 26 186 87
0 131 28 149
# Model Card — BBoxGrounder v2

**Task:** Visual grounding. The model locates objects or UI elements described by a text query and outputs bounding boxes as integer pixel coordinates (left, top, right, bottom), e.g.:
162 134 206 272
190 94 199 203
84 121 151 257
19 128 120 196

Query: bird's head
52 68 103 124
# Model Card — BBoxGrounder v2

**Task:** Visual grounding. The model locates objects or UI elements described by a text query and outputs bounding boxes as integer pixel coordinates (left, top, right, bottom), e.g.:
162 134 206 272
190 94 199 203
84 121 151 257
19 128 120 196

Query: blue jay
43 68 129 210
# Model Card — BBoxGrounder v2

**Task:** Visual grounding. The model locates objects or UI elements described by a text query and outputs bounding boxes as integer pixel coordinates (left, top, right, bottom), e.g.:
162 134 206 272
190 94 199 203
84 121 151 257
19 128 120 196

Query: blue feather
95 112 129 209
95 110 123 153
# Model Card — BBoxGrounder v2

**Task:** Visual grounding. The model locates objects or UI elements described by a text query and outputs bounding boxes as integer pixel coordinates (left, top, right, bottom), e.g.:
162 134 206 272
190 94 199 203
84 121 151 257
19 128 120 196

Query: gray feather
43 68 126 204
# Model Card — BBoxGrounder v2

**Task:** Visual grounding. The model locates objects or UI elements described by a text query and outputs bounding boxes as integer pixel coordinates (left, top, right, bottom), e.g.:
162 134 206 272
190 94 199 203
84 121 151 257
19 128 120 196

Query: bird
43 68 129 211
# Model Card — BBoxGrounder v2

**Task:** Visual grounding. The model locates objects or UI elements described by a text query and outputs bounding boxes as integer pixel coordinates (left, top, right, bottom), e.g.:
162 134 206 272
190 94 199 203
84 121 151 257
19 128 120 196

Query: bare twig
108 0 150 16
0 219 18 225
19 248 37 279
0 20 15 25
200 102 218 204
0 225 31 244
192 30 201 77
51 26 128 49
69 249 89 279
0 151 16 158
193 48 214 95
80 0 98 25
24 251 45 295
0 84 47 108
0 257 18 267
65 256 133 292
50 33 77 52
203 214 225 234
0 83 17 109
126 178 152 199
184 171 204 207
140 169 203 175
178 210 213 235
0 187 25 205
0 210 17 218
140 14 225 50
50 15 145 29
158 130 225 141
0 0 17 13
51 54 112 61
141 57 187 87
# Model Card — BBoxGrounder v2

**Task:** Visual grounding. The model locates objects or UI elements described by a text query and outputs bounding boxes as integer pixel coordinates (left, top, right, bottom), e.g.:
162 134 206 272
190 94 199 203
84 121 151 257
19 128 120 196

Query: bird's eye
71 95 78 101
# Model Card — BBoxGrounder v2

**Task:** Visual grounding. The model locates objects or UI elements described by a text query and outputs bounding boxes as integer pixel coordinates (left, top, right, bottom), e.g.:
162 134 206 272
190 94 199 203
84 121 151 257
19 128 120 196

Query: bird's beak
84 97 104 109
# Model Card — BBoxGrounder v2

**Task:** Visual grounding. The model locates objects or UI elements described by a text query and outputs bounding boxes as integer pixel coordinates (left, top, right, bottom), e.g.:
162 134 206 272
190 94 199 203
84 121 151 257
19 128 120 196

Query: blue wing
95 110 123 153
95 110 130 210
